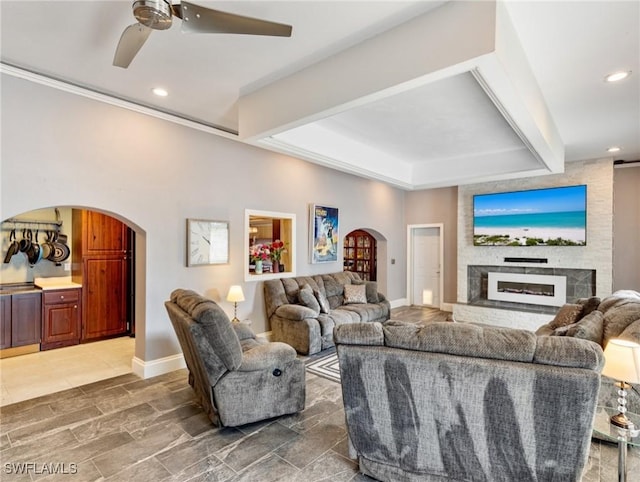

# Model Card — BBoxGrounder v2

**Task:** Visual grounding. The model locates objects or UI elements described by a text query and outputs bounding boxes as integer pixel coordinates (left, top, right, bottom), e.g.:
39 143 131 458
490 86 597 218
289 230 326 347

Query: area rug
305 351 340 383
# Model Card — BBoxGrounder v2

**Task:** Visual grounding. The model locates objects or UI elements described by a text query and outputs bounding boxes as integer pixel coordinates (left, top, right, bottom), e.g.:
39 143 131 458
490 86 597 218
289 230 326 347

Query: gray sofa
535 289 640 414
335 320 604 482
264 271 390 355
165 289 305 427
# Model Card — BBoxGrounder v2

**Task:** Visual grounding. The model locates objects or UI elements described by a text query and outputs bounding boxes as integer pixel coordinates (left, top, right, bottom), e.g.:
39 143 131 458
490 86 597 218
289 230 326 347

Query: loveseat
335 320 604 482
535 289 640 413
165 289 305 427
264 271 390 355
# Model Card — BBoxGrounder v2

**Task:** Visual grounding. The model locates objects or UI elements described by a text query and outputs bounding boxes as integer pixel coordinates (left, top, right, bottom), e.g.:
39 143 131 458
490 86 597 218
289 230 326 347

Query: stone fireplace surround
467 265 596 315
454 158 613 332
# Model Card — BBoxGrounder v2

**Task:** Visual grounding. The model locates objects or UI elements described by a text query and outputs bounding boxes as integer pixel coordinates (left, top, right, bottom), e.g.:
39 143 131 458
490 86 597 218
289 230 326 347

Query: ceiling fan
114 0 293 68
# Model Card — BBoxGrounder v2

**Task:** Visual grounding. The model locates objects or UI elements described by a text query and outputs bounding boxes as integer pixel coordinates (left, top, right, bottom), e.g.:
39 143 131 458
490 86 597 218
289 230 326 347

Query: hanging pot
40 231 55 260
49 231 70 265
18 229 32 253
26 230 43 266
3 229 19 263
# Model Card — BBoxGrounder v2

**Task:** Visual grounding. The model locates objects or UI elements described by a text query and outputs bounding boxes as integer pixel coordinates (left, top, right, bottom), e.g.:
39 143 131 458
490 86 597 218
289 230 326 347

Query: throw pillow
313 288 331 314
567 310 604 345
549 303 583 329
576 296 601 318
298 284 320 315
352 279 380 303
344 284 367 304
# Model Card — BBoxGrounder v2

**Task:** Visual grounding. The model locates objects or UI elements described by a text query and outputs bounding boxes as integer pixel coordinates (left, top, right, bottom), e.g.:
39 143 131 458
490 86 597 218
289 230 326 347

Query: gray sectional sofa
335 320 604 482
535 289 640 414
264 271 390 355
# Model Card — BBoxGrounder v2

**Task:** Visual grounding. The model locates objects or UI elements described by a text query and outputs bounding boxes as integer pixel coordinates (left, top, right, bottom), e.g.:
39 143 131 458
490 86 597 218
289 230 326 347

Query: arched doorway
343 229 378 281
1 206 142 404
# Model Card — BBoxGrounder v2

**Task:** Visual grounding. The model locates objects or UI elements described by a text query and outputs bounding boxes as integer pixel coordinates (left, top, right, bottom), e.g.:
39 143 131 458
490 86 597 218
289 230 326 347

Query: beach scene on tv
473 185 587 246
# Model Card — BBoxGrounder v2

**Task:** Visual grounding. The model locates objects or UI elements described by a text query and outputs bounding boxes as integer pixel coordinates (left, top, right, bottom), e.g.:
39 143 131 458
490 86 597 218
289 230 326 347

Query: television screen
473 185 587 246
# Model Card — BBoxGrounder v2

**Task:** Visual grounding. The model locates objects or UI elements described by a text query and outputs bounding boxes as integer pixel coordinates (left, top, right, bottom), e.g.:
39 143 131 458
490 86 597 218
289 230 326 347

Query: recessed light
605 71 631 83
152 87 168 97
607 146 621 153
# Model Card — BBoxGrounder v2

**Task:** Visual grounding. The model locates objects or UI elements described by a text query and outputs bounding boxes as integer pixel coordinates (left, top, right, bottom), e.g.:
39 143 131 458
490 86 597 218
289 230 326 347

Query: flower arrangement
250 243 270 262
269 240 287 262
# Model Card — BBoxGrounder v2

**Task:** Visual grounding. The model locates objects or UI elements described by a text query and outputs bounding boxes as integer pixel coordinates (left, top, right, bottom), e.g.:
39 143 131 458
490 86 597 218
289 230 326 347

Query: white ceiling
1 1 638 190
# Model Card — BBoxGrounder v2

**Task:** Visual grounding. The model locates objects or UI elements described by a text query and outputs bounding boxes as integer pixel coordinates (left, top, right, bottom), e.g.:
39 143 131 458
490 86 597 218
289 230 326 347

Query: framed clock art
186 219 229 267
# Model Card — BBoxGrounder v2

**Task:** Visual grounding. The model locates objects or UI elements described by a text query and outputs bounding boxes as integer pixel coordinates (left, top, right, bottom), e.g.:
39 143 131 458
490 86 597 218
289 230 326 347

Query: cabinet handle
74 305 77 309
60 296 64 300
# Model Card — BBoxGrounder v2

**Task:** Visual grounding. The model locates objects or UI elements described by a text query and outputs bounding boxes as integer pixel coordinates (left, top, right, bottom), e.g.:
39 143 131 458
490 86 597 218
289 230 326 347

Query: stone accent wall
455 158 613 328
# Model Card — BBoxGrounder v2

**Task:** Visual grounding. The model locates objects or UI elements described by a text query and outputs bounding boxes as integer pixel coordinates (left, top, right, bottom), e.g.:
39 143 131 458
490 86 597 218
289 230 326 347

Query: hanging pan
49 231 70 265
40 231 55 260
18 229 32 253
26 230 43 266
3 229 19 263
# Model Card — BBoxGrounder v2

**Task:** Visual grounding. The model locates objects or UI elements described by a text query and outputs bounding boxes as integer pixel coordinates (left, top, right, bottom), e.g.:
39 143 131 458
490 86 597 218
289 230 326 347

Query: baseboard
132 354 186 379
441 302 454 312
390 298 409 309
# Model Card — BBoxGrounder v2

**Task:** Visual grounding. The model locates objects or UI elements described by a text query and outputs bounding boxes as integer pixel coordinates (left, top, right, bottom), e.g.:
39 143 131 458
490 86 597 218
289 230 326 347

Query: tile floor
0 310 637 480
0 336 135 406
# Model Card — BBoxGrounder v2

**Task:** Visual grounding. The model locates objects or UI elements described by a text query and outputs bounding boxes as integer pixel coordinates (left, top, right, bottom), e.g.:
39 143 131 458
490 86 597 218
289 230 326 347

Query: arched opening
1 206 146 404
343 228 388 292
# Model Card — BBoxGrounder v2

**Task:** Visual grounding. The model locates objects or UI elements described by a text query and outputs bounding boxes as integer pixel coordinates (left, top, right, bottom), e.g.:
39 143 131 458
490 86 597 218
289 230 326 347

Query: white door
412 227 441 307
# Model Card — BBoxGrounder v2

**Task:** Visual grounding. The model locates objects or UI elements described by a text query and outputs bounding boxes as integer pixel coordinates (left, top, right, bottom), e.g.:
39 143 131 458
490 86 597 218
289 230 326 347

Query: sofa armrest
275 304 318 321
238 342 297 371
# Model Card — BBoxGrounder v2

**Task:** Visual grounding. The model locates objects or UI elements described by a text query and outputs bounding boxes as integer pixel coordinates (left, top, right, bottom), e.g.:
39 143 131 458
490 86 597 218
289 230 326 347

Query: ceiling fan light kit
113 0 293 69
133 0 173 30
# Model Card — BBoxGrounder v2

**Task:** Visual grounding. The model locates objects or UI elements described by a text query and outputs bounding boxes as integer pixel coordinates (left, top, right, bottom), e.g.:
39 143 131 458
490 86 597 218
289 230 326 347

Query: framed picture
310 204 339 263
186 219 229 266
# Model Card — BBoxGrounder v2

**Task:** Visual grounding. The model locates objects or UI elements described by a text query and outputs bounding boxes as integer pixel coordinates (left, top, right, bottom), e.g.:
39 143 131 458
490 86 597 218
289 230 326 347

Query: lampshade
602 339 640 383
226 285 245 303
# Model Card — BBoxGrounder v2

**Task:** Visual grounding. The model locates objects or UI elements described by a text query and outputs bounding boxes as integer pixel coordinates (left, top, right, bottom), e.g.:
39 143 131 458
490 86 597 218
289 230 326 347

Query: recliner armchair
165 289 305 427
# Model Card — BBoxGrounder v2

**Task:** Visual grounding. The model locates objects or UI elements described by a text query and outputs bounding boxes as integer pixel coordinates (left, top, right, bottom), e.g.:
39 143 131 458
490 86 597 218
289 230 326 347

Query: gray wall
613 164 640 291
1 75 407 363
404 186 458 304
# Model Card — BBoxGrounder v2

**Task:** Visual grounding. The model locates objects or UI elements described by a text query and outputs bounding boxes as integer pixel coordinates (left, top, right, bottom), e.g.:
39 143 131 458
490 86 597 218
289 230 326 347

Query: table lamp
602 338 640 430
226 285 245 323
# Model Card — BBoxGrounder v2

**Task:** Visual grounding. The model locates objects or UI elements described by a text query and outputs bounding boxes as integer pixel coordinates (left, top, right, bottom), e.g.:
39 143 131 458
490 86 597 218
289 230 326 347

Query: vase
255 260 263 274
272 260 280 273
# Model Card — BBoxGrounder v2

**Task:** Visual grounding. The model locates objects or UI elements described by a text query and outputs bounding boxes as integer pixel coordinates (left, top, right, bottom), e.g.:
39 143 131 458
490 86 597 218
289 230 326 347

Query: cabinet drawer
43 289 80 305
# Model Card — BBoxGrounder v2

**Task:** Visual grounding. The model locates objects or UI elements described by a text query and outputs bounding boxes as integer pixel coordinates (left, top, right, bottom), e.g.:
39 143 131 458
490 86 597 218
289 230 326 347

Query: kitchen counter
34 277 82 291
0 282 41 295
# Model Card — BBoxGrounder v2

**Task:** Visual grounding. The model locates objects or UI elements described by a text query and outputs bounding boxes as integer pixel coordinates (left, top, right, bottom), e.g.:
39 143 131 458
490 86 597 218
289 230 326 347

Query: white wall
0 75 407 367
457 158 614 303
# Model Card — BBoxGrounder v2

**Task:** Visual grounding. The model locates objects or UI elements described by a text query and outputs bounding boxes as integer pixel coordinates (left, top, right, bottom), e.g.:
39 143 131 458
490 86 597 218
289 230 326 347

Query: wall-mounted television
473 185 587 246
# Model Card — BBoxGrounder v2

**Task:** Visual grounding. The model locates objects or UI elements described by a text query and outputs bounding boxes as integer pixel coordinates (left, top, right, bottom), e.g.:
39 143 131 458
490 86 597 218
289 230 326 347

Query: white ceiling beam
239 0 498 140
239 0 564 189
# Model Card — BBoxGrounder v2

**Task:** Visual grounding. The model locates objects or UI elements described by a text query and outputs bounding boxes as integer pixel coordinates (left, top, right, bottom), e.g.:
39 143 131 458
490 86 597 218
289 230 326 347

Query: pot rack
2 208 64 231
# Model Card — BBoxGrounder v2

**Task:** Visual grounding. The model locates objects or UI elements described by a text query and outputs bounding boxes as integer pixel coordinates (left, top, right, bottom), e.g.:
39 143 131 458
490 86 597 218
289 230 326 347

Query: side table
592 406 640 482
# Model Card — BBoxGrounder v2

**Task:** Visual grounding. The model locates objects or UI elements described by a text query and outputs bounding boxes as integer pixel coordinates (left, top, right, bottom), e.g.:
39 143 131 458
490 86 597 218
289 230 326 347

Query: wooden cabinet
343 230 377 281
41 288 81 350
82 257 127 339
1 294 12 349
0 292 42 350
81 210 128 255
72 210 133 341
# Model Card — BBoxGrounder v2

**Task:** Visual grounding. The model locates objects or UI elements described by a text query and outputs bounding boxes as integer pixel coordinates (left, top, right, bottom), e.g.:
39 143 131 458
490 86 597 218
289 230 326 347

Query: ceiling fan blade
113 23 153 68
175 1 292 37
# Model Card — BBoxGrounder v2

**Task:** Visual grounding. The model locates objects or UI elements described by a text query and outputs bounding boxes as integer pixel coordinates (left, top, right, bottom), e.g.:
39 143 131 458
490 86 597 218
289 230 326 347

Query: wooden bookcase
343 230 377 281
